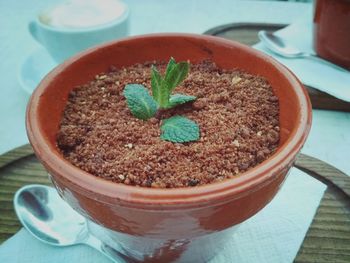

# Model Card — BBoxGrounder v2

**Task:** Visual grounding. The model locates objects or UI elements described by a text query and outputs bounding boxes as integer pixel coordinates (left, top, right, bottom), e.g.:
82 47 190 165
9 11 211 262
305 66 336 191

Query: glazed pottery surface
313 0 350 69
26 34 312 262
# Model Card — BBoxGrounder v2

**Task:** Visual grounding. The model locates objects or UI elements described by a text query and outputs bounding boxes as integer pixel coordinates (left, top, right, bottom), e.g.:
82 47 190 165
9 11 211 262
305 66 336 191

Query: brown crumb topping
57 60 280 188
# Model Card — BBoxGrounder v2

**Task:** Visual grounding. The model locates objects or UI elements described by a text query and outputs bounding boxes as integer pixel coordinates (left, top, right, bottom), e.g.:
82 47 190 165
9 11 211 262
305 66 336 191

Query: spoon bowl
258 30 307 57
258 30 348 72
14 184 126 262
14 184 88 246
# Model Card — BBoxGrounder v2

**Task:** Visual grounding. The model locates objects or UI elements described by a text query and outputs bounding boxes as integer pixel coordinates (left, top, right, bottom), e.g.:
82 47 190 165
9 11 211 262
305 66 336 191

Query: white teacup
29 0 129 63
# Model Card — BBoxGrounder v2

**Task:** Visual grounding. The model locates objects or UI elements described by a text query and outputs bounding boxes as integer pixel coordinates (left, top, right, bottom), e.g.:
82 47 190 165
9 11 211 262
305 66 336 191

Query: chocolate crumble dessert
57 61 280 188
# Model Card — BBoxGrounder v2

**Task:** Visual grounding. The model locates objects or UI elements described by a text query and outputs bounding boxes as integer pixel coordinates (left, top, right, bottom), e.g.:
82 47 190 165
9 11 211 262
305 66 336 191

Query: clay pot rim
26 33 312 206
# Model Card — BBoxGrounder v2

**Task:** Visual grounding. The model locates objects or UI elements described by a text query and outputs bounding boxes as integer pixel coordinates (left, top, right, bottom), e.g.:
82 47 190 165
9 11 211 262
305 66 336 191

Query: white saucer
18 48 57 94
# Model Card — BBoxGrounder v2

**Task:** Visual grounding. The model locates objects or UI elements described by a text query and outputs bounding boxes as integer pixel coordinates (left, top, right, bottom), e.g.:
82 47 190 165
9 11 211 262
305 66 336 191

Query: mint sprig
160 116 199 143
123 58 200 143
164 61 189 93
150 59 192 108
151 66 169 108
123 84 158 120
168 94 197 108
165 57 176 76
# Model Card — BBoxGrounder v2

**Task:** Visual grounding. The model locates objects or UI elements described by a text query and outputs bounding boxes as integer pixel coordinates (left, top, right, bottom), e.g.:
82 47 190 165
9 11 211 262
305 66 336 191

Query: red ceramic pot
26 34 312 262
313 0 350 69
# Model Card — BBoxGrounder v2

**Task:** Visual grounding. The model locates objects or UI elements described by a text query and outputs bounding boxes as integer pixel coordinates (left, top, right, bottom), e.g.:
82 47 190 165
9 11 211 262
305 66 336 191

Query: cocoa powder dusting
57 61 280 188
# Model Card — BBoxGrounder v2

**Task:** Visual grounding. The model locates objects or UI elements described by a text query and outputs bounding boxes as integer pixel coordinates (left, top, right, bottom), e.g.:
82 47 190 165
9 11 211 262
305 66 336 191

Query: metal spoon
258 30 348 72
14 184 126 263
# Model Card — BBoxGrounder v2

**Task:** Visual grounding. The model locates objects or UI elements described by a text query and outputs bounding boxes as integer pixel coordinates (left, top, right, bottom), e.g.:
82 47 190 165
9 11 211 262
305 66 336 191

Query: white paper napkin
0 168 326 263
254 13 350 102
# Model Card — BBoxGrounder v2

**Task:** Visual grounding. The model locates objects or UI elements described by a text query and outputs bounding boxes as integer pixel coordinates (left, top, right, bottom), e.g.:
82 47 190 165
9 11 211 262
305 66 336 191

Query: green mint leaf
165 61 189 92
167 94 197 108
151 66 169 108
123 84 158 120
160 116 200 143
165 57 176 77
151 66 163 103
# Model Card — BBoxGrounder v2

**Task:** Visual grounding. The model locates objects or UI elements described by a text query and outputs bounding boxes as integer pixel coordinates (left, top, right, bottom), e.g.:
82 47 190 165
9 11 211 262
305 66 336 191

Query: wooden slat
0 144 34 168
0 145 50 243
295 154 350 197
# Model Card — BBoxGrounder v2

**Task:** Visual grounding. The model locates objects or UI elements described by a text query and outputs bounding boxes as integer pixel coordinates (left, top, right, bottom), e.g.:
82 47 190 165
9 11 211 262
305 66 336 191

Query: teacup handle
28 21 41 43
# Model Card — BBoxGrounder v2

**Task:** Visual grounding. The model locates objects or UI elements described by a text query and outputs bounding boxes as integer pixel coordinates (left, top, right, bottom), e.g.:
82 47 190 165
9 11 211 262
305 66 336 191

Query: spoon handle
307 54 349 72
84 234 127 263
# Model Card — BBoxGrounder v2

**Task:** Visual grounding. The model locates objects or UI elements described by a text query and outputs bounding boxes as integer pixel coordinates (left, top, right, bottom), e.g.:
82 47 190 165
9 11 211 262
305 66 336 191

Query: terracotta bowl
26 33 312 262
